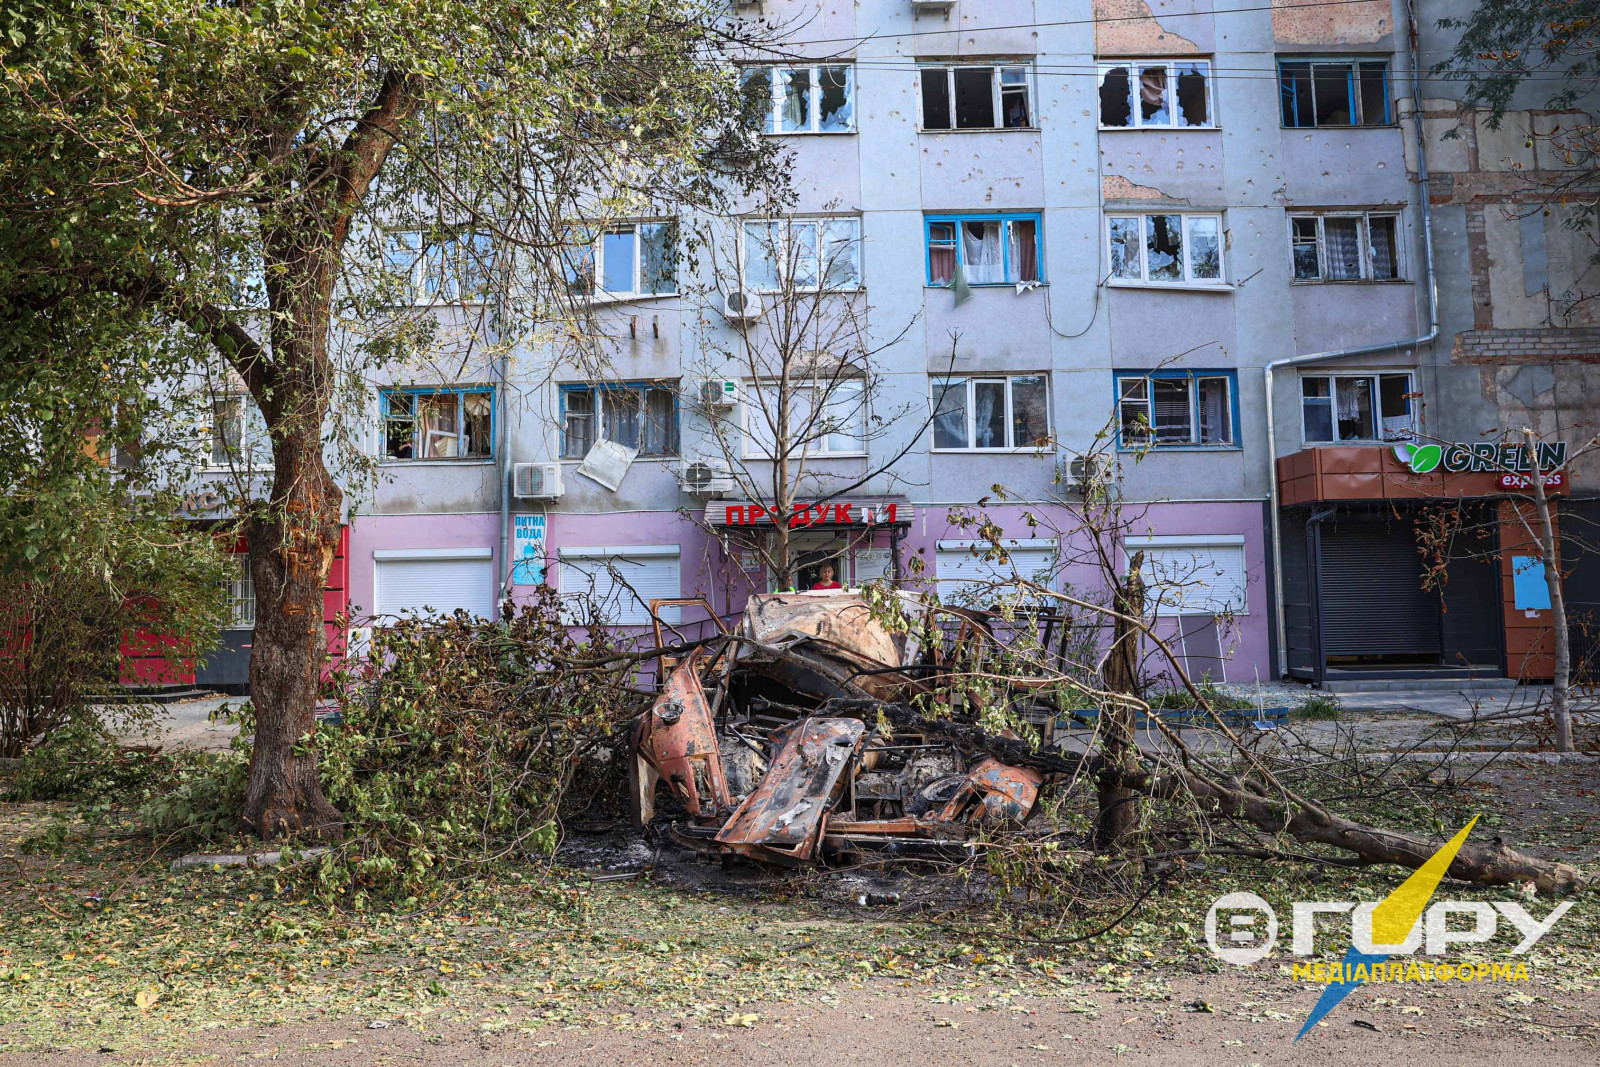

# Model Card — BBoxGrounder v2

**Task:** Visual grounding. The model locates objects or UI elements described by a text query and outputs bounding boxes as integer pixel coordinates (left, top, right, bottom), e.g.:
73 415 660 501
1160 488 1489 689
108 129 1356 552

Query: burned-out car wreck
627 591 1056 867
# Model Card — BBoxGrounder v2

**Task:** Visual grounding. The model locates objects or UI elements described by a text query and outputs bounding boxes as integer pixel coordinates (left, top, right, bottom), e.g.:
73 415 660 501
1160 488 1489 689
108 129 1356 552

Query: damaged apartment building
131 0 1600 696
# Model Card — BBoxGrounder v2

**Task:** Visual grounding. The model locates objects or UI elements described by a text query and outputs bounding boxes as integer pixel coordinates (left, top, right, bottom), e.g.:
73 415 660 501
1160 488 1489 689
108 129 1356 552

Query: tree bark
1524 429 1573 752
1128 766 1587 896
239 328 345 840
1096 556 1143 850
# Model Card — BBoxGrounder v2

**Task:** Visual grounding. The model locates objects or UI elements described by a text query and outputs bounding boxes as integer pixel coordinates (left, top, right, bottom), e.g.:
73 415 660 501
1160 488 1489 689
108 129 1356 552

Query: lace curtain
962 221 1004 285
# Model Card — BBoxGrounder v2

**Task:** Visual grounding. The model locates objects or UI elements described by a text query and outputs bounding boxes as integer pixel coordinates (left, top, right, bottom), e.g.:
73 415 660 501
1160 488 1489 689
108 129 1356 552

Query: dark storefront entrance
1284 506 1503 685
1277 445 1565 687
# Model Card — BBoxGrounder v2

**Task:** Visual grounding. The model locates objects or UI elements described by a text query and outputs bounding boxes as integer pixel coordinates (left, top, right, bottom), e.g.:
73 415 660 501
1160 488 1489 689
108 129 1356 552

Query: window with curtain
1301 372 1413 443
925 214 1043 286
1116 372 1236 448
1098 60 1213 128
559 383 679 459
1106 212 1224 285
931 375 1050 450
741 64 855 134
742 217 861 292
381 387 494 461
1288 213 1402 281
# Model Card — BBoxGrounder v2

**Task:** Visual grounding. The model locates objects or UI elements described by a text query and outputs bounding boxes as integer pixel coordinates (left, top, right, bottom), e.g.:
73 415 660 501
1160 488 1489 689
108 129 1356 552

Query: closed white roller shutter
559 546 681 625
374 549 495 619
935 539 1056 606
1128 536 1246 615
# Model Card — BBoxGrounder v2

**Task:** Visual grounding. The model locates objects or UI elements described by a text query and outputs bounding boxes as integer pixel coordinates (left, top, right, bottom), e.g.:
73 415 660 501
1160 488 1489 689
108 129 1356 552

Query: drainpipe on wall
1265 0 1441 676
497 352 515 613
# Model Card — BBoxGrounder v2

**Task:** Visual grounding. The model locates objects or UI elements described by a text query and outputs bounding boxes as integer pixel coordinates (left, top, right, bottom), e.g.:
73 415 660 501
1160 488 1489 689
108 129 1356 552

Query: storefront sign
511 514 547 584
1395 441 1568 476
1497 471 1565 490
717 501 909 527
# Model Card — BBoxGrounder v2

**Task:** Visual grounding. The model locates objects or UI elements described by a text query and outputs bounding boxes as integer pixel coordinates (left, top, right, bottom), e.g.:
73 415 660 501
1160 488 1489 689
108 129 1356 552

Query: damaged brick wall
1271 0 1393 48
1093 0 1201 56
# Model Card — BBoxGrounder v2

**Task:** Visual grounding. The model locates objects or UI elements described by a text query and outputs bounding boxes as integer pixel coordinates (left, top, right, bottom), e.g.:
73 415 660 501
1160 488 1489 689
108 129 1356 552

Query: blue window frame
1278 58 1391 128
560 381 679 459
925 212 1043 287
381 386 494 461
1115 370 1239 450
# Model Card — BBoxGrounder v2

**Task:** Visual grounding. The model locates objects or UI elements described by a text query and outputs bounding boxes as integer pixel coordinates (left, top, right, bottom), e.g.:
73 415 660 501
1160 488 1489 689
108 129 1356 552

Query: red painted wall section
119 525 350 690
323 525 350 679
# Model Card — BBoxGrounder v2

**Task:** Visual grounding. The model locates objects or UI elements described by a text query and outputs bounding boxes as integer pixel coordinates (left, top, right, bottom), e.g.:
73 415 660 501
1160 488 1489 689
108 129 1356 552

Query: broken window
742 217 861 292
560 383 678 459
930 375 1051 451
1115 371 1237 449
924 213 1042 285
591 221 677 296
1098 60 1213 128
742 64 855 134
1279 58 1391 128
920 64 1032 130
381 387 494 461
1301 372 1414 443
1287 213 1404 281
1106 212 1225 285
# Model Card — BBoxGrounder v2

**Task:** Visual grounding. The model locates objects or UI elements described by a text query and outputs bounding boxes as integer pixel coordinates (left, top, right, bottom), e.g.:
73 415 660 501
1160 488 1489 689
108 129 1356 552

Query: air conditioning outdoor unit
701 378 739 409
679 458 737 497
513 462 565 500
1068 453 1117 495
910 0 955 19
722 290 762 325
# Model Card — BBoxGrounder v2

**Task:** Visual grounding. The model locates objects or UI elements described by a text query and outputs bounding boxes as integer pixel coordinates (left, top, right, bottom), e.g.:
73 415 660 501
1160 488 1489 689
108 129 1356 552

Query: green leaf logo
1406 444 1442 473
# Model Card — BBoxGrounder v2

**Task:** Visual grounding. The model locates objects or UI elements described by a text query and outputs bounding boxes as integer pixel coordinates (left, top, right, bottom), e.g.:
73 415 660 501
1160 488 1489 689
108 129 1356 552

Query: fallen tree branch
1126 766 1588 897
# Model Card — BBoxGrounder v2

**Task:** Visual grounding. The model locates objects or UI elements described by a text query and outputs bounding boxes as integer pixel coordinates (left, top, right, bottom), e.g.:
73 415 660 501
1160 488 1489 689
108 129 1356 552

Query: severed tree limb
1126 766 1588 897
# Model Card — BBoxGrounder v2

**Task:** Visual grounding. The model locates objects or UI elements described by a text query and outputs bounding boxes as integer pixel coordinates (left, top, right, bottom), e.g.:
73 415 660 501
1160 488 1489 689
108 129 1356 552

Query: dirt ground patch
2 759 1596 1065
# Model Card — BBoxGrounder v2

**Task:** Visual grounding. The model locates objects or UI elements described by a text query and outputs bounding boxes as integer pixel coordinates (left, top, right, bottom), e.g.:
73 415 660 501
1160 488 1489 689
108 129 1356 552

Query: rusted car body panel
715 717 865 865
936 757 1043 825
735 592 925 702
629 649 732 827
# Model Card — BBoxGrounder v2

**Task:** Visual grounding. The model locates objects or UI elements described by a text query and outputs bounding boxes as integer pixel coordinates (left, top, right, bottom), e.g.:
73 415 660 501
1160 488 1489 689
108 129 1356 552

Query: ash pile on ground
555 823 1005 912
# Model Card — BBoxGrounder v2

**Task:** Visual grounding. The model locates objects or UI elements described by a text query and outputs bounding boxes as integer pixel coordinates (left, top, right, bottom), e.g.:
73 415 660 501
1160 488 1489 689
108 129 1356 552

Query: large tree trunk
240 429 344 840
1096 557 1144 850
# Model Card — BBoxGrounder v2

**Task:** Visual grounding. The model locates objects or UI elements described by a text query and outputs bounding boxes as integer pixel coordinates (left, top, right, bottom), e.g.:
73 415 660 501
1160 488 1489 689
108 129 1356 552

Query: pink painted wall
347 512 499 620
348 500 1273 682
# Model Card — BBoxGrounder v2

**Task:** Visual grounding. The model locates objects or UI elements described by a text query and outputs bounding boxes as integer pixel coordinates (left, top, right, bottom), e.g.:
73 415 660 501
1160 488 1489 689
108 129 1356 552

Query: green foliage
1145 680 1256 713
4 715 156 802
1294 692 1343 721
306 588 641 905
0 483 232 758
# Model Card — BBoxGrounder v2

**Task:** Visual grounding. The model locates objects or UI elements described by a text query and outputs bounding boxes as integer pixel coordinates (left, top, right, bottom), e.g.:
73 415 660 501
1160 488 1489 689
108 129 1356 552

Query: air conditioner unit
679 458 737 497
911 0 955 19
701 378 739 409
513 462 565 500
1068 453 1117 495
722 290 762 325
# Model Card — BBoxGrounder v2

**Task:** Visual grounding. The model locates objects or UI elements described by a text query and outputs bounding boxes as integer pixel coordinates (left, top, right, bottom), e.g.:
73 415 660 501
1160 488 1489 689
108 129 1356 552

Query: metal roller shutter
935 539 1055 605
1129 539 1247 616
375 554 495 620
559 546 681 625
1319 523 1439 656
